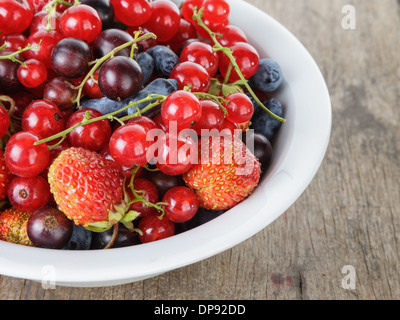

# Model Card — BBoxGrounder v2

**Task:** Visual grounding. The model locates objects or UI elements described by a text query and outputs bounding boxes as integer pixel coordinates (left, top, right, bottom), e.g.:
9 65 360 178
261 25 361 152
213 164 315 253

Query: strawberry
48 147 132 232
0 207 33 246
183 135 261 210
0 149 14 201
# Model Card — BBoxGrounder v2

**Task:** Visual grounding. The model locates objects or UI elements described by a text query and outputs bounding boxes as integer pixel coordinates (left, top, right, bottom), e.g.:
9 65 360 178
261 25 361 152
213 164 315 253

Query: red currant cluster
0 0 285 249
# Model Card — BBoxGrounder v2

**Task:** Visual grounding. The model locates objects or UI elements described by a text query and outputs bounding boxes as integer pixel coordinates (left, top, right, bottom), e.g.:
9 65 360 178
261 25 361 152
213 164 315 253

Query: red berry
153 131 197 176
17 59 47 88
191 100 225 135
111 0 153 27
138 213 175 243
162 186 199 223
180 41 219 77
22 100 64 139
125 178 159 217
5 131 50 178
216 24 248 47
202 0 230 25
0 105 10 139
219 42 260 82
224 92 254 124
59 4 102 43
109 123 153 167
169 61 211 93
161 90 202 130
23 30 64 69
0 0 33 35
66 108 111 152
143 0 181 42
0 33 27 51
7 175 50 212
181 0 204 24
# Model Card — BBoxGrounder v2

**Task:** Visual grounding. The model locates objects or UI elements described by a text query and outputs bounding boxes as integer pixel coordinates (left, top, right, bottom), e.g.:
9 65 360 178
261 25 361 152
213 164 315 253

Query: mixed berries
0 0 285 250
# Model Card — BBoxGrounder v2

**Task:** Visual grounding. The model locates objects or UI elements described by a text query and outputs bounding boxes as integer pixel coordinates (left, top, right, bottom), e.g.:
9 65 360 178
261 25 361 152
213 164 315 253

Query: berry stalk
34 93 166 146
192 7 286 123
0 42 42 67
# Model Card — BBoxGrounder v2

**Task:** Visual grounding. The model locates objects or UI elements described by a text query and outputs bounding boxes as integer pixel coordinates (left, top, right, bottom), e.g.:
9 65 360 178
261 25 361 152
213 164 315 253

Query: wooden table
0 0 399 300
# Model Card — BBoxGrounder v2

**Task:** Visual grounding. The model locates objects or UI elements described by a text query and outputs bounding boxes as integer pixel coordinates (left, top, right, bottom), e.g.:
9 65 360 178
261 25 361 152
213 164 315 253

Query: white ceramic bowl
0 0 331 287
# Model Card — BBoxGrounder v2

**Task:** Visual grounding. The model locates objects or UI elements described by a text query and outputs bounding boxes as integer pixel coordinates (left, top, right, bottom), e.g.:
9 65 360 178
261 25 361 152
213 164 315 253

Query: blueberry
146 45 179 77
62 224 92 250
137 52 155 86
250 58 283 92
126 78 178 117
175 208 226 234
81 95 131 118
90 223 140 249
251 98 284 141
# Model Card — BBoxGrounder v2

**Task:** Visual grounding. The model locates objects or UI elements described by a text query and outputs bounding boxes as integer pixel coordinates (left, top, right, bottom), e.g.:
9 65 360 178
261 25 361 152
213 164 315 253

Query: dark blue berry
90 223 140 249
175 208 226 234
146 45 179 77
251 98 284 141
62 224 92 250
137 52 155 86
250 58 283 92
126 78 178 117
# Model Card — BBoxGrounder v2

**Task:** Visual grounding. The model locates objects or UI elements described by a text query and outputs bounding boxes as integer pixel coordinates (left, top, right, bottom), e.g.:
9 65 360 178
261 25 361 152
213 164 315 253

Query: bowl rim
0 0 332 287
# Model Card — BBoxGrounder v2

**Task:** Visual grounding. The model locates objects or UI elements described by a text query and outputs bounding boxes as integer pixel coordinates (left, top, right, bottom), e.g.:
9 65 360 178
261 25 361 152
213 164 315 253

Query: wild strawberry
0 207 33 246
0 149 14 201
183 135 261 210
48 147 132 232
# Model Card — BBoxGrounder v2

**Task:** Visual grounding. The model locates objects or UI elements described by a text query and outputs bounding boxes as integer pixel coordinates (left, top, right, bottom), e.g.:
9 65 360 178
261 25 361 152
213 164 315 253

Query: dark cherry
0 51 22 93
142 169 185 199
43 77 78 110
27 206 73 249
98 56 143 101
51 37 92 79
242 131 273 168
92 28 134 59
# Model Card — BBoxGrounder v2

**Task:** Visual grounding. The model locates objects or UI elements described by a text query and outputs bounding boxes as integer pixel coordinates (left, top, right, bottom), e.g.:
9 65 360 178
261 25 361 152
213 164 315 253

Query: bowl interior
0 0 331 287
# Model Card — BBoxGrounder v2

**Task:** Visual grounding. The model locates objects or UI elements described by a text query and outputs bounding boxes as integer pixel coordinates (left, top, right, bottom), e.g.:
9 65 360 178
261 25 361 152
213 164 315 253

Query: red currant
109 123 153 167
111 0 153 27
219 42 260 82
127 116 158 131
181 0 204 24
0 105 10 139
5 131 50 178
163 18 197 53
169 61 211 93
143 0 181 42
22 100 64 139
17 59 47 88
59 4 102 43
126 178 159 217
191 100 225 135
202 0 230 25
7 175 50 212
0 0 33 35
216 24 248 47
23 30 64 69
138 213 175 243
66 108 111 152
180 41 220 77
161 90 202 130
162 186 199 223
153 131 196 176
83 69 104 99
29 10 61 34
224 93 254 124
0 33 27 51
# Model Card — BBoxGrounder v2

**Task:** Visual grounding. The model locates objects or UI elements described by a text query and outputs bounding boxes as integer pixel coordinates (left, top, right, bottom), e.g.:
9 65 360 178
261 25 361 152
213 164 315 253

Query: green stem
0 41 42 67
34 94 166 146
192 92 229 115
75 31 157 108
193 8 286 123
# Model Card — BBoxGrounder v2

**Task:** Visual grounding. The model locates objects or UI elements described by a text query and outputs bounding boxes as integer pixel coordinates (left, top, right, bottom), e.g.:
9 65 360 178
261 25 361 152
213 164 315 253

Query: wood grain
0 0 399 300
